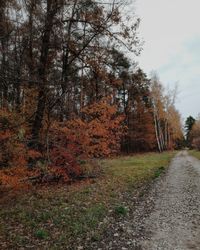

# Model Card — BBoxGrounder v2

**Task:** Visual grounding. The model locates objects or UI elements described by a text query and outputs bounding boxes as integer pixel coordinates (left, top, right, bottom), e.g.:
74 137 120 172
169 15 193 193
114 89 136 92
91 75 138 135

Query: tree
189 117 200 150
185 116 196 147
0 0 184 187
31 0 63 148
121 69 156 153
150 73 183 152
150 74 165 152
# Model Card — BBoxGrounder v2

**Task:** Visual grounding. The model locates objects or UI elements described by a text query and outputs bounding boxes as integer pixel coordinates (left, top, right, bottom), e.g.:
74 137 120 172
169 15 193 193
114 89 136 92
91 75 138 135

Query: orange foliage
0 130 11 141
49 148 81 181
27 149 42 159
0 98 125 188
0 166 34 190
0 109 40 189
50 98 125 158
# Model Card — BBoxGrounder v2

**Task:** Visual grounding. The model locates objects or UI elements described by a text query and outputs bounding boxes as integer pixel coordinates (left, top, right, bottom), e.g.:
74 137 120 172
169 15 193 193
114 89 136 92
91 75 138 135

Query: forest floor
0 151 175 249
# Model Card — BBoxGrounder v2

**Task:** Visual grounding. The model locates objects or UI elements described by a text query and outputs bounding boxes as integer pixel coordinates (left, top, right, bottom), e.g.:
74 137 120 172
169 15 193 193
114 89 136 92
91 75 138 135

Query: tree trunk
153 111 162 153
31 0 58 148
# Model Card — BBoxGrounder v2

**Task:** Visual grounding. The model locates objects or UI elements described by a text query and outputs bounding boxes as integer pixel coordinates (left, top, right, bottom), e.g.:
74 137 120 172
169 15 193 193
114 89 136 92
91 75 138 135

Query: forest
4 1 200 249
0 0 184 188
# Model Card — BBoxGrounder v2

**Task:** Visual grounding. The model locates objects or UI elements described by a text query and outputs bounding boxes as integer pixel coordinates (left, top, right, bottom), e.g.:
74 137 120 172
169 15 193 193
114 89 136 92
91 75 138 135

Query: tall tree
185 116 196 147
31 0 63 148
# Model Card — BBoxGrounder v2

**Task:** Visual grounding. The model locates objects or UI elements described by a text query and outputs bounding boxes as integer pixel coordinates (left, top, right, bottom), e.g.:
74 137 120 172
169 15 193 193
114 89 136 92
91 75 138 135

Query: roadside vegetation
188 150 200 159
0 151 175 249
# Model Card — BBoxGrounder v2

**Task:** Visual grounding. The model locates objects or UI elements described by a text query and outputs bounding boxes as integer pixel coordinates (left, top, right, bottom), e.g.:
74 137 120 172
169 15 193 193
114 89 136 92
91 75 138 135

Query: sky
134 0 200 120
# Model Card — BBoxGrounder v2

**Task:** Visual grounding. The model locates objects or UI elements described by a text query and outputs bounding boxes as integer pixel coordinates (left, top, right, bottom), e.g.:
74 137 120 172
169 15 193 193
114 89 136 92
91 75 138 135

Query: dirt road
142 151 200 250
91 151 200 250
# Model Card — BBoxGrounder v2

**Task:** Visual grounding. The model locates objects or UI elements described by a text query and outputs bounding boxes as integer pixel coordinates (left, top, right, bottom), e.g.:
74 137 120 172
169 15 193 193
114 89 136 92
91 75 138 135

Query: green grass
114 205 127 216
154 166 165 178
35 229 49 239
189 150 200 159
0 151 176 249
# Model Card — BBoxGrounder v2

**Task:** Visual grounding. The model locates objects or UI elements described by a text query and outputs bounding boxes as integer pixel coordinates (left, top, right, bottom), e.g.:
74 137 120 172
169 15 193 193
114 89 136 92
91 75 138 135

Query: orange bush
0 109 39 188
0 98 125 187
50 98 125 159
0 166 34 190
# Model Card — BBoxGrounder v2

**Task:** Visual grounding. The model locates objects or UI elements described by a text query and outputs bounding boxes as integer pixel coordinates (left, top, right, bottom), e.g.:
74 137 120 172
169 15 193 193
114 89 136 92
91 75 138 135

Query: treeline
0 0 183 185
185 116 200 150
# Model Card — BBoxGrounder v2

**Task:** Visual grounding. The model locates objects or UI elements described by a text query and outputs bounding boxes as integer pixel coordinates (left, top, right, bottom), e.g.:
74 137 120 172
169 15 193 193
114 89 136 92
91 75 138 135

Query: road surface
90 151 200 250
142 151 200 250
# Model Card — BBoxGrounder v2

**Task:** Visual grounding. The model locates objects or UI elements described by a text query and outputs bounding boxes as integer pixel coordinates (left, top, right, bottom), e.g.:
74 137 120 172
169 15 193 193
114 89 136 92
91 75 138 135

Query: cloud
135 0 200 118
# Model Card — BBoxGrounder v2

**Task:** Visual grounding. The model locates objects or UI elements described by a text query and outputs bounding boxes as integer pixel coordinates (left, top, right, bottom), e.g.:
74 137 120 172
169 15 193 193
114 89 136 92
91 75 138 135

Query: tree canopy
0 0 183 188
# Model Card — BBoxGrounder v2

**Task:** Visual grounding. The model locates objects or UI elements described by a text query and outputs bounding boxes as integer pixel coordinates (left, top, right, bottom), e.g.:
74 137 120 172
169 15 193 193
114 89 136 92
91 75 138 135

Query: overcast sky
134 0 200 120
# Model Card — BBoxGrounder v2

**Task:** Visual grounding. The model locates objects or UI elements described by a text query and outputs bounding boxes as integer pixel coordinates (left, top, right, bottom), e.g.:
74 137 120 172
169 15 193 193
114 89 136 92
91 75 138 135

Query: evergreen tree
185 116 196 147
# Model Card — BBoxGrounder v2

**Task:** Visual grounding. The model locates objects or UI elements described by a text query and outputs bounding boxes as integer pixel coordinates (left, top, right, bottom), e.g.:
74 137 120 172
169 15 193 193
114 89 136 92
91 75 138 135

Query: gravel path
88 151 200 250
142 150 200 250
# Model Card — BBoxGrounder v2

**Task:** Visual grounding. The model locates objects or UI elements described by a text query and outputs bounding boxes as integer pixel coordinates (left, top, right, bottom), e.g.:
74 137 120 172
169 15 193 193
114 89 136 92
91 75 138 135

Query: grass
189 150 200 159
114 205 127 216
154 166 165 178
0 151 176 249
35 229 49 239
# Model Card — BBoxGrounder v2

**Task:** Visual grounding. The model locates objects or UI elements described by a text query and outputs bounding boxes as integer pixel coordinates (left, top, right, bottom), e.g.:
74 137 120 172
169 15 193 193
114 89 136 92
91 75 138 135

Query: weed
35 229 48 239
154 166 165 178
114 205 127 216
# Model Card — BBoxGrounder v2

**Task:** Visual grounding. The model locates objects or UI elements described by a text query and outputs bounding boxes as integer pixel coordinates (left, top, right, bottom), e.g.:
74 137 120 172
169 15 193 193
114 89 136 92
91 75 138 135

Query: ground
2 150 200 249
141 151 200 249
0 152 174 249
91 150 200 250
